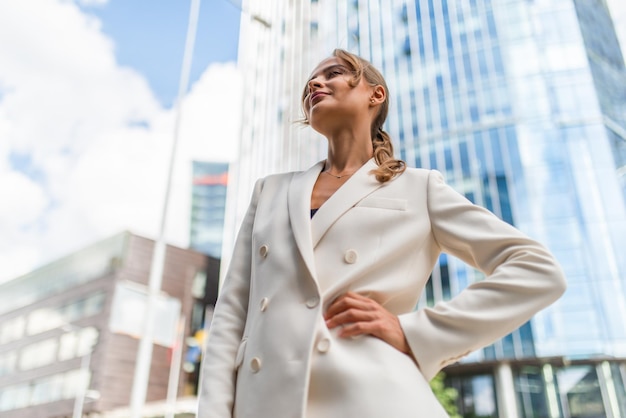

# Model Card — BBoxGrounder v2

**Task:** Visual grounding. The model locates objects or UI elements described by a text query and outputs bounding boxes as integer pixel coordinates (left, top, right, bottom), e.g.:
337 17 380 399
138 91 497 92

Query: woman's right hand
324 291 414 356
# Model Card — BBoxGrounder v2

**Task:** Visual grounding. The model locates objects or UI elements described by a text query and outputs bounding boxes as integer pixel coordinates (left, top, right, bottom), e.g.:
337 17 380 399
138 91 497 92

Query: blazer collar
288 158 383 282
310 158 381 248
288 160 325 281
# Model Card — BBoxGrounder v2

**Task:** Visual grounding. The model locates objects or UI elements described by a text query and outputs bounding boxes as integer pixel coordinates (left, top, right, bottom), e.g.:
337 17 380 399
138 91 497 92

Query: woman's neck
324 129 373 172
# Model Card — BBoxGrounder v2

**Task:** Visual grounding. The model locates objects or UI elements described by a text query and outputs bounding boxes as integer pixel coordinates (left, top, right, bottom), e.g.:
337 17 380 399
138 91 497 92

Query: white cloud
77 0 109 6
0 171 47 226
0 0 242 283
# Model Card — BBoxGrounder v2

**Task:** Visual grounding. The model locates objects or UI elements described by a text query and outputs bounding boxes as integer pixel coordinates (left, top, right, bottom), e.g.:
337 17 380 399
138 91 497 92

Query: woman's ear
370 85 386 105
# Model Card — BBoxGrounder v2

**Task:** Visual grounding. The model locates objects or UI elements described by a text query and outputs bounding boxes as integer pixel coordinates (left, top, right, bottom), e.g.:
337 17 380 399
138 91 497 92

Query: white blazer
198 159 566 418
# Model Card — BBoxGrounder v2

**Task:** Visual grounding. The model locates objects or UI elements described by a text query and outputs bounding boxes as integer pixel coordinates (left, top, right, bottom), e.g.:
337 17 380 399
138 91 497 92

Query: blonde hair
301 49 406 183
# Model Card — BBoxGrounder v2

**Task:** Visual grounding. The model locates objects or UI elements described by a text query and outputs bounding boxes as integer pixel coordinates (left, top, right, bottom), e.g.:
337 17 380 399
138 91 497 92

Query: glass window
63 298 85 322
460 141 471 178
501 332 516 358
0 316 25 344
77 327 98 356
191 271 207 299
59 331 79 361
425 276 435 307
27 307 64 335
556 365 606 417
518 322 536 356
0 383 31 411
610 363 626 416
83 292 106 317
31 375 56 405
515 365 551 418
0 351 17 377
19 337 58 370
448 374 498 417
440 260 451 300
13 383 29 410
63 368 90 400
58 327 98 361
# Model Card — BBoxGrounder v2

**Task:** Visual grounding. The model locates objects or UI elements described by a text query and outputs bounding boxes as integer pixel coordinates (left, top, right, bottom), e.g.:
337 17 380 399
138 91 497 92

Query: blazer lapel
311 158 382 248
287 160 325 281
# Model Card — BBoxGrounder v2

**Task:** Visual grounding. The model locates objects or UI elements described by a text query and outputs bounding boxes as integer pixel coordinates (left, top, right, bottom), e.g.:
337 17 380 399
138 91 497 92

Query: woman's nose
308 77 323 91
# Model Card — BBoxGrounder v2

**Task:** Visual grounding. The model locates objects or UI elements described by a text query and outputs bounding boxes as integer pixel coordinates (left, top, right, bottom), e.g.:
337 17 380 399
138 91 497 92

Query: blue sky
85 0 241 107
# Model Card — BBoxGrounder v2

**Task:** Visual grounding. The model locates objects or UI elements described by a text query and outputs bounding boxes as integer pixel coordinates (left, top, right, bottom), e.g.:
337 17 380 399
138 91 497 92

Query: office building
607 0 626 66
190 161 230 258
228 0 626 416
0 232 210 417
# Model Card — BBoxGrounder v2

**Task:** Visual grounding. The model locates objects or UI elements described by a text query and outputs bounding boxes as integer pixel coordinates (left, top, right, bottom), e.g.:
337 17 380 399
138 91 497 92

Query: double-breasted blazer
198 158 566 418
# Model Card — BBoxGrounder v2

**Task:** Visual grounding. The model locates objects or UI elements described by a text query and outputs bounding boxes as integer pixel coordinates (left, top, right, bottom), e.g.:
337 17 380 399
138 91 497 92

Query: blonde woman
198 49 566 418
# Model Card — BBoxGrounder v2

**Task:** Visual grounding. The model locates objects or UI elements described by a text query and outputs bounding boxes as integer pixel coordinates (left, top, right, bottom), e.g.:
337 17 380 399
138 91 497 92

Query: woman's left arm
398 170 567 380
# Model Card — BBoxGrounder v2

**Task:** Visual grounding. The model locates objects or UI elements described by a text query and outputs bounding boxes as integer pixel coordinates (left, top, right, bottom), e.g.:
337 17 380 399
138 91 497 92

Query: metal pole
165 315 186 418
129 1 201 417
72 352 92 418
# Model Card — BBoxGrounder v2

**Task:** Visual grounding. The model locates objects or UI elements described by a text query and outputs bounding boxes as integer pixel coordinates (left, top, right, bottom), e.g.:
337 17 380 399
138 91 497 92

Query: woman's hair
301 48 406 183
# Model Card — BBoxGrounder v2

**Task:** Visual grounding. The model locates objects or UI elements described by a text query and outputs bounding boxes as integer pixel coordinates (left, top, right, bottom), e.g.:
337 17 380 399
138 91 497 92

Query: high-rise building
190 161 230 258
229 0 626 416
0 232 209 417
607 0 626 66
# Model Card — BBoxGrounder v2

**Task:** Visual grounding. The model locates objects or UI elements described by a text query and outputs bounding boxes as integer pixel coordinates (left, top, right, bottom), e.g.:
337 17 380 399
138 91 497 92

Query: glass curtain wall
234 0 626 414
325 0 626 363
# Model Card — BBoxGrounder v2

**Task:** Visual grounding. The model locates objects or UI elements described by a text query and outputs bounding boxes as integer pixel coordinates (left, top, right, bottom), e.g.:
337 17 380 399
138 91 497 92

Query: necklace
322 169 357 179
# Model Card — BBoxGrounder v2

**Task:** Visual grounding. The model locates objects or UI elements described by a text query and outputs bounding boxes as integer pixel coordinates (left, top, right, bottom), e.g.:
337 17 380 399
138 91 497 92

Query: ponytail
371 127 406 183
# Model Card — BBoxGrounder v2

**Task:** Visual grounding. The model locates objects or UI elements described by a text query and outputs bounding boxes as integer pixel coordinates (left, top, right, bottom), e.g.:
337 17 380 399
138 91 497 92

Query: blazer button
316 338 331 353
306 296 320 308
250 357 262 373
344 249 358 264
260 297 269 312
259 244 269 258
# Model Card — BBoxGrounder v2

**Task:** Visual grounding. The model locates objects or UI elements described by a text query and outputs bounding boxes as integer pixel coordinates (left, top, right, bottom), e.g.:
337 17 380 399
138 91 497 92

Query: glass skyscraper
190 161 229 258
229 1 626 416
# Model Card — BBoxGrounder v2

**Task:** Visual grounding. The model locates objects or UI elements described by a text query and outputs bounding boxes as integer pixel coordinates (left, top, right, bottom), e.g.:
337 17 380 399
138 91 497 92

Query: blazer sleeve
398 170 567 381
197 178 264 418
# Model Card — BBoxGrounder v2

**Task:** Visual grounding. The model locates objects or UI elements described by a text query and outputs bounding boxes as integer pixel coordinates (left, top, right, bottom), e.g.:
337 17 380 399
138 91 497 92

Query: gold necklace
323 169 357 179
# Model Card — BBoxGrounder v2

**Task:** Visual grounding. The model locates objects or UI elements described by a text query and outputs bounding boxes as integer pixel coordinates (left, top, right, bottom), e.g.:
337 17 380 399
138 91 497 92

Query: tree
430 372 462 418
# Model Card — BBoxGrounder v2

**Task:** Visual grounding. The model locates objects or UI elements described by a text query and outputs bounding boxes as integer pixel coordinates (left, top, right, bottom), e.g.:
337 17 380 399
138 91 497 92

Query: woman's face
302 57 374 133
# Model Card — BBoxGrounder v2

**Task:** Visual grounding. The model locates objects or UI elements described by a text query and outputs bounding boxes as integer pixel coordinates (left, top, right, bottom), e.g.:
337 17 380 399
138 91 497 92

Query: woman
197 49 566 418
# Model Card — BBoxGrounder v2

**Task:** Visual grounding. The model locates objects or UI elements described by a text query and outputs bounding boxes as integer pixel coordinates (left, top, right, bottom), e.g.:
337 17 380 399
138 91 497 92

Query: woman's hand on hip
324 291 413 356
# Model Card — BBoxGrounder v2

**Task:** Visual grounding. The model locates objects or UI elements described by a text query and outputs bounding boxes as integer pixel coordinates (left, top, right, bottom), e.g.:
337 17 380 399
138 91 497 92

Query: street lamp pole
72 351 92 418
128 1 201 417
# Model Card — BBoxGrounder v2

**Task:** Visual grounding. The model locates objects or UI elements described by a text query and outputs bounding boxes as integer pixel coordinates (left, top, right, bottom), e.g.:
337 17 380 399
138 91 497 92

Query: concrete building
226 0 626 416
0 232 212 418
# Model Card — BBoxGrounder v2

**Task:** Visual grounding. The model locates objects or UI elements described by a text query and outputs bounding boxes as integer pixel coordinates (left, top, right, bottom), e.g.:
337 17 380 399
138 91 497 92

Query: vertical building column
598 361 622 418
542 363 561 418
495 362 519 418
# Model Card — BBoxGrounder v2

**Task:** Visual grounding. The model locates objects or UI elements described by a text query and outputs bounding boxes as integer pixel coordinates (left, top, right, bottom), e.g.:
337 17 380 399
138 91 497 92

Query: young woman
197 49 566 418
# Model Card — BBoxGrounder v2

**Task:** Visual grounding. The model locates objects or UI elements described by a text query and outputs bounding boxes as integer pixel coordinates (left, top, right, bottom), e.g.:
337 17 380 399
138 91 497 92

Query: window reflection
24 292 105 337
610 363 626 415
0 367 92 411
19 338 58 371
514 366 553 418
447 374 498 417
0 316 25 344
0 351 17 377
556 365 606 418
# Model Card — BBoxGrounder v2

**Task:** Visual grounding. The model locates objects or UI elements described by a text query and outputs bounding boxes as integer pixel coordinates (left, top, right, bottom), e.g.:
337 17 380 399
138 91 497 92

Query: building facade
607 0 626 67
228 0 626 416
0 232 209 417
190 161 230 259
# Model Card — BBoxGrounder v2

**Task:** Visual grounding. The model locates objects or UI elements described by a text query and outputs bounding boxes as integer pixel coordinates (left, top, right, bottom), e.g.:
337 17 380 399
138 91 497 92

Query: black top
310 208 319 218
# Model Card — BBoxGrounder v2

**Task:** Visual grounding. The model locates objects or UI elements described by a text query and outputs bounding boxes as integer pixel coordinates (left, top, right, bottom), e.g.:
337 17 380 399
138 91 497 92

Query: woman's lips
310 92 328 105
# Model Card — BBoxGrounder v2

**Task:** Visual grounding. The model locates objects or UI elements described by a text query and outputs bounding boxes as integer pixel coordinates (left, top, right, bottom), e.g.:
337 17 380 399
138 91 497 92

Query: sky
0 0 242 283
